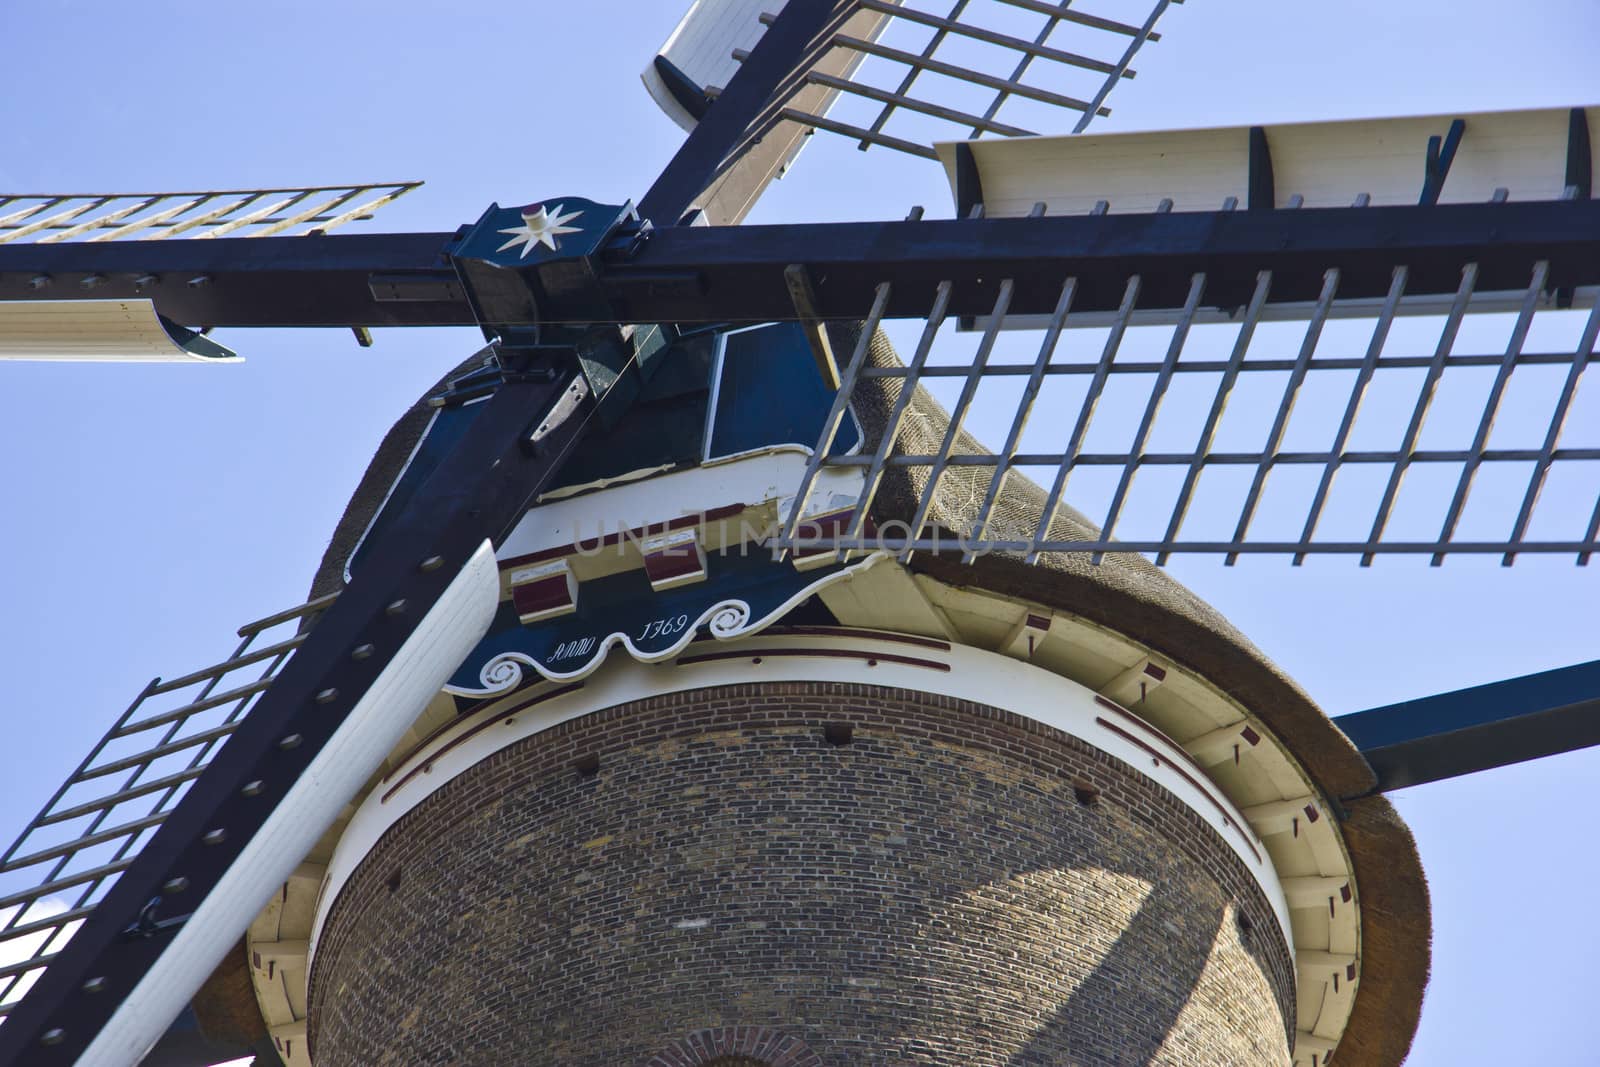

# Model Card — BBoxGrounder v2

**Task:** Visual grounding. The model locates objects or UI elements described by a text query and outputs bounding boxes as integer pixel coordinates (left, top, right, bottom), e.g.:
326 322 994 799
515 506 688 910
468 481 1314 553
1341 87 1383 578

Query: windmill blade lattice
752 0 1176 158
779 232 1600 565
641 0 1181 227
0 594 337 1028
0 182 420 245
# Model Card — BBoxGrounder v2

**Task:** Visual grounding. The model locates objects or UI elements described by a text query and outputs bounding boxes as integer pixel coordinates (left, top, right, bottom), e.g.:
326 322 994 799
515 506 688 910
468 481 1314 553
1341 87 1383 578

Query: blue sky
0 2 1597 1063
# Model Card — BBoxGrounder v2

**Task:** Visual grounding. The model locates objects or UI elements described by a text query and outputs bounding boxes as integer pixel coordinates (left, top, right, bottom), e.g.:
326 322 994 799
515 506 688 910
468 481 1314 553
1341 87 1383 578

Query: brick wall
308 682 1294 1066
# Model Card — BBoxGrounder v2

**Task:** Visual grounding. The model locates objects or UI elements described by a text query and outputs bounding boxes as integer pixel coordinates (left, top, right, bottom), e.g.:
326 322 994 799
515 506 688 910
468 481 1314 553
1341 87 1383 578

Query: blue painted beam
637 0 854 227
1334 659 1600 793
6 199 1600 329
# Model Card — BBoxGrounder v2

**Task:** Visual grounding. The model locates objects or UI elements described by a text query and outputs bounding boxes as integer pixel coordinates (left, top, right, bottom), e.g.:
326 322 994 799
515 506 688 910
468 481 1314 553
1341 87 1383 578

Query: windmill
0 0 1593 1062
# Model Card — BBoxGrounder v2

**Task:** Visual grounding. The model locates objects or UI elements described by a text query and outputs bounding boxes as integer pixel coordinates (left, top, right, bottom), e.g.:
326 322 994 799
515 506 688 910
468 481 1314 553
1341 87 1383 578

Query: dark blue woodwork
637 0 856 227
708 322 861 459
954 141 983 219
1419 118 1467 206
1334 659 1600 793
1247 126 1274 211
7 199 1600 328
0 228 467 326
601 199 1600 323
351 321 861 581
1567 107 1592 201
449 197 642 331
451 547 859 690
653 54 712 122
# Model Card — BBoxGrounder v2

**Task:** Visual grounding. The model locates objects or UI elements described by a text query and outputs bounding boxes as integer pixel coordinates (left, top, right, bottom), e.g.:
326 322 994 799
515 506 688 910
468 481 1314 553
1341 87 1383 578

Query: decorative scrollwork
707 600 753 638
478 652 534 694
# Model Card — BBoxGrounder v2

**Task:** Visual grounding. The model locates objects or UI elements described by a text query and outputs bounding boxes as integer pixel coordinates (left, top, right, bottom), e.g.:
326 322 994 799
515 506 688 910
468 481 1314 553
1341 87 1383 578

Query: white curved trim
311 635 1293 969
496 449 865 564
446 551 890 691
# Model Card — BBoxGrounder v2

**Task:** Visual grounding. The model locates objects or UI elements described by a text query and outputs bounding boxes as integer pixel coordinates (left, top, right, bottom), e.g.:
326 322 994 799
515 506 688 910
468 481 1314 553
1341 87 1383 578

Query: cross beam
3 198 1598 331
1334 659 1600 793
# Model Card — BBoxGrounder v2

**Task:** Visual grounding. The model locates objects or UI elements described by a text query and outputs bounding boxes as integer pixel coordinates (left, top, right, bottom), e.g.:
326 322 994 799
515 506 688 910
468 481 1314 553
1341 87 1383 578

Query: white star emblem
496 203 584 258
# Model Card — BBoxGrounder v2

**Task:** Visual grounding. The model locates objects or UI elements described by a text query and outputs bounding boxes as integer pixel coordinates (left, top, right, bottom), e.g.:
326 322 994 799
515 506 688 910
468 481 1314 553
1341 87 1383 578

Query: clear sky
0 2 1597 1064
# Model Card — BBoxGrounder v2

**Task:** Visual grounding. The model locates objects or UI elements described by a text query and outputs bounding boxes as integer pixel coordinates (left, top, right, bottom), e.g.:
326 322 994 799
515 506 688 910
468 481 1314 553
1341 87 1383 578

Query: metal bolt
187 275 210 288
420 555 444 572
202 829 227 846
386 599 408 616
82 977 106 994
28 274 51 290
162 877 189 894
241 780 265 797
278 734 303 750
79 274 106 291
315 688 339 704
41 1028 65 1046
351 643 375 661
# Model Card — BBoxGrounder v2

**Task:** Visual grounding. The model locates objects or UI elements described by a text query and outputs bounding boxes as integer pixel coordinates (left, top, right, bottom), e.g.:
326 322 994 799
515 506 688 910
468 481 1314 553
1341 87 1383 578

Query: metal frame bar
1511 296 1600 564
792 537 1600 556
1430 260 1548 564
993 0 1162 41
819 446 1600 468
1072 0 1171 132
1225 268 1340 564
778 106 940 159
781 282 894 543
600 200 1600 324
1093 271 1205 563
846 280 953 539
856 0 1125 77
1156 271 1272 564
1362 263 1479 565
858 0 969 146
1583 487 1600 567
1296 267 1409 564
971 3 1063 138
804 70 1033 137
854 348 1596 377
830 33 1107 116
901 277 1014 559
963 276 1076 561
1028 274 1141 564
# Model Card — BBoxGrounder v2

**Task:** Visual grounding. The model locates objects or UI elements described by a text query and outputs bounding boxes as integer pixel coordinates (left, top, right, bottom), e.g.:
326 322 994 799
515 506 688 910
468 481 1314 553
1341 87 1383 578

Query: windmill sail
640 0 1179 224
0 182 419 361
0 183 420 245
775 106 1600 566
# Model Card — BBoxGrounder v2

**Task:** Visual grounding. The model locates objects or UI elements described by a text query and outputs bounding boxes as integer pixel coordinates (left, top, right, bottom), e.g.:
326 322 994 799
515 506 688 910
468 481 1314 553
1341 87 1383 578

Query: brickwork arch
644 1027 822 1066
